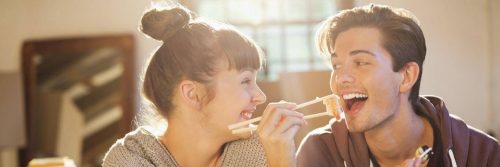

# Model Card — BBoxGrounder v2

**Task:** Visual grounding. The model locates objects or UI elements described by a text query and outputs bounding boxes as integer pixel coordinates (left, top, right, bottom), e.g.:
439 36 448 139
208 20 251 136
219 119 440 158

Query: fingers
258 102 301 135
257 101 306 145
256 101 304 167
282 125 301 139
412 158 422 166
405 158 422 167
260 101 297 125
271 116 305 135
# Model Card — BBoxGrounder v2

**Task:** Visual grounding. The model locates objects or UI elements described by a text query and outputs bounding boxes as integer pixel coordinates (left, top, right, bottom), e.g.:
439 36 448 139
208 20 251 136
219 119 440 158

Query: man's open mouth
343 93 368 111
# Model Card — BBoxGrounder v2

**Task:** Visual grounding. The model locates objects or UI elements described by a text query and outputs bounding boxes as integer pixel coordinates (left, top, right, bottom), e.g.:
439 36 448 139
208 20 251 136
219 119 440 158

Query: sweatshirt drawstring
448 149 457 167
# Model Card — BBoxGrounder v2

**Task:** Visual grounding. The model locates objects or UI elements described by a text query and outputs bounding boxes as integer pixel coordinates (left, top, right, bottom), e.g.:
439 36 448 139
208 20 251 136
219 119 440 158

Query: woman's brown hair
140 5 264 119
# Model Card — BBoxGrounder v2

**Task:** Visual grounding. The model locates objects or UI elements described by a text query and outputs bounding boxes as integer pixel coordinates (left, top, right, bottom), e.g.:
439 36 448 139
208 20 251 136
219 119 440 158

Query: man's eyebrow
331 50 375 58
350 50 376 57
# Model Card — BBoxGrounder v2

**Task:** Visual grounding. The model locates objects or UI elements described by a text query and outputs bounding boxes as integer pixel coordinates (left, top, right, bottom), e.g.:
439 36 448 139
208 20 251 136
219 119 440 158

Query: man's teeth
342 93 368 100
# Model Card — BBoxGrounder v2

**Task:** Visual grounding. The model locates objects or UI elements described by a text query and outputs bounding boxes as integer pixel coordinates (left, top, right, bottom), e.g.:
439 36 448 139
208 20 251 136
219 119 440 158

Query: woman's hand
257 101 305 167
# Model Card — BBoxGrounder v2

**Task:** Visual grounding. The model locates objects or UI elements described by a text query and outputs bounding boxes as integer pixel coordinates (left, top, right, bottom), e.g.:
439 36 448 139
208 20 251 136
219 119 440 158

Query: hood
329 95 466 167
416 95 469 166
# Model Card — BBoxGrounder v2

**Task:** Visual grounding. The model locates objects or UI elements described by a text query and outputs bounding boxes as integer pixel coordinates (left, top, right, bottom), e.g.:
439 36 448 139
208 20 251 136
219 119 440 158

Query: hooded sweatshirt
297 96 500 167
102 127 267 167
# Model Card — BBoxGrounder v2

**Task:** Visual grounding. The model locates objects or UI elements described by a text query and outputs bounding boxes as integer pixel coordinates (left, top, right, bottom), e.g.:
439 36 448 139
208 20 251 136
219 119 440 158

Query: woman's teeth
241 112 252 119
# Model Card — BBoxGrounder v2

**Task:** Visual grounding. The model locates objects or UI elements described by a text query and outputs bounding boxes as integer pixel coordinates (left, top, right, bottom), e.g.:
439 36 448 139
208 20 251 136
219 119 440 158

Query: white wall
491 0 500 136
356 0 495 132
0 0 160 73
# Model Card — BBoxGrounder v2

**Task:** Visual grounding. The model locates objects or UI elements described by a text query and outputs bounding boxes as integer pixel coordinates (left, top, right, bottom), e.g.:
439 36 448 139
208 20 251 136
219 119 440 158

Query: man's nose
335 68 355 84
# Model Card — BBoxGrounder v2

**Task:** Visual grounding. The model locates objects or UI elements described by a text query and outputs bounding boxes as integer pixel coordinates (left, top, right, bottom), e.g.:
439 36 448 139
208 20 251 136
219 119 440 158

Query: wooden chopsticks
229 94 341 134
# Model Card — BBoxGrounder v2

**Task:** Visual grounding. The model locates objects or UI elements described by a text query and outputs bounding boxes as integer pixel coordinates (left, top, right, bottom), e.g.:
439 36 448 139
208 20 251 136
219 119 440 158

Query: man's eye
332 64 342 69
356 61 369 66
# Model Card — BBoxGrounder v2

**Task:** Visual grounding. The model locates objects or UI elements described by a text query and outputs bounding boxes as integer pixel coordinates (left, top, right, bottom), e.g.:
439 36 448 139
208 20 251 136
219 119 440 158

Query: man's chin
346 120 370 133
347 127 365 133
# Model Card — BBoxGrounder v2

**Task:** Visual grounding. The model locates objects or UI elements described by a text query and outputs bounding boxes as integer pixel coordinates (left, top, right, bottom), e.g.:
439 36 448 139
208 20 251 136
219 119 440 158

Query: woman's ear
179 80 202 109
399 62 419 93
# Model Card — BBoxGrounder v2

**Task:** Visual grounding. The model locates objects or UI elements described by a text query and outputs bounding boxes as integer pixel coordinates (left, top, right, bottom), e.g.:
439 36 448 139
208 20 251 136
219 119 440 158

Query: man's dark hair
317 4 426 106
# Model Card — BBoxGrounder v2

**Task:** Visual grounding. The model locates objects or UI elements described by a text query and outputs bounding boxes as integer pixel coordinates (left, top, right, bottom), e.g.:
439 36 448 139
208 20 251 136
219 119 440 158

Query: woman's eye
241 78 251 84
332 64 341 70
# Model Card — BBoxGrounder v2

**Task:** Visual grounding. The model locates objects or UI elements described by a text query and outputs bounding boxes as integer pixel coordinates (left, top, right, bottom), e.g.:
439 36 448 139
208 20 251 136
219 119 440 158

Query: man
296 4 500 167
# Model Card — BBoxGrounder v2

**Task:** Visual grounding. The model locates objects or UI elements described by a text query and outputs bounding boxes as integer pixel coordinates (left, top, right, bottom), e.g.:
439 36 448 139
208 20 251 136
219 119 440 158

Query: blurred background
0 0 499 166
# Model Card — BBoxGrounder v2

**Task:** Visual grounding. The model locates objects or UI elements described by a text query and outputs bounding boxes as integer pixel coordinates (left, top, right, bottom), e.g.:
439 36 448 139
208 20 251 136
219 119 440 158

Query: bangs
216 28 264 71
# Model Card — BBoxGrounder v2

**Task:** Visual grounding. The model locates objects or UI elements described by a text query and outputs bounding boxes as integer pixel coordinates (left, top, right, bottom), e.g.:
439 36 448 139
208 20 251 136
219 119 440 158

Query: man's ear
179 80 202 109
399 62 419 93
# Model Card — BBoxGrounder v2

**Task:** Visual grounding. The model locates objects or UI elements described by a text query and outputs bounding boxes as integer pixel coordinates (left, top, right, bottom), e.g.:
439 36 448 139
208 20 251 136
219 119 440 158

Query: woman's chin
229 125 255 140
233 131 252 139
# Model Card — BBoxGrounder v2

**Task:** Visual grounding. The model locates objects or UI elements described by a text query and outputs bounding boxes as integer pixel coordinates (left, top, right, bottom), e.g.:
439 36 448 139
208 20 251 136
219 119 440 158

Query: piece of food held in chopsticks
229 94 344 134
321 95 343 121
302 94 344 121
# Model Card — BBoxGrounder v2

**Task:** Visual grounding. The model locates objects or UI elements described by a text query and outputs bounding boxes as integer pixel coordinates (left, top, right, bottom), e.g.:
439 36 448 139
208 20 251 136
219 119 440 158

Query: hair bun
140 7 191 41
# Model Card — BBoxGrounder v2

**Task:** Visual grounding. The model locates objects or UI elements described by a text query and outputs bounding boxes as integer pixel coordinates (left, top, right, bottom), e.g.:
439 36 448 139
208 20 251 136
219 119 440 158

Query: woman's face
201 66 266 140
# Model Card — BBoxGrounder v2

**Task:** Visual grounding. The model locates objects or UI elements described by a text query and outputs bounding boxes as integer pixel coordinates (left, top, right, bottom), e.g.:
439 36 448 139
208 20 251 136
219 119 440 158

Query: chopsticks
418 147 432 159
230 111 335 134
229 94 340 134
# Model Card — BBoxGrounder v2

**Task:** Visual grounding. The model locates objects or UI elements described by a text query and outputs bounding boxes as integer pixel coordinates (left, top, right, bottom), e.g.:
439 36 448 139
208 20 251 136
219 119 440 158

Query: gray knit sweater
102 127 268 167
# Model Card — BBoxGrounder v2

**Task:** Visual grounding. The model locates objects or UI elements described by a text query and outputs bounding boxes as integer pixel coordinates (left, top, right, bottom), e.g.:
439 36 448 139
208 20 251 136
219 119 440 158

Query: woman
102 4 304 167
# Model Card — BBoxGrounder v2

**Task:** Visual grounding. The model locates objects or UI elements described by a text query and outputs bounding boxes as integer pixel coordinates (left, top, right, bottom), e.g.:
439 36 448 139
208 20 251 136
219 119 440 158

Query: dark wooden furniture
20 34 136 166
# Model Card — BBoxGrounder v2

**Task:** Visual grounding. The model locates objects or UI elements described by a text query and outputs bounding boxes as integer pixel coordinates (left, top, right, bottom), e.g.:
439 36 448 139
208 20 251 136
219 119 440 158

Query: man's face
330 27 404 132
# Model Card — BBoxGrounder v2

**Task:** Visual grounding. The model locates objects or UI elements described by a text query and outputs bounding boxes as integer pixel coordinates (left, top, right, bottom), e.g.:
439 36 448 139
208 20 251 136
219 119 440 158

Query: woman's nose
252 85 267 105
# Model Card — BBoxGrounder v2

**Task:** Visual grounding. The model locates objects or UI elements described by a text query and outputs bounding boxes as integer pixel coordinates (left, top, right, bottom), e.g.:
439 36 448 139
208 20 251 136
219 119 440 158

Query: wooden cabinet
21 35 136 167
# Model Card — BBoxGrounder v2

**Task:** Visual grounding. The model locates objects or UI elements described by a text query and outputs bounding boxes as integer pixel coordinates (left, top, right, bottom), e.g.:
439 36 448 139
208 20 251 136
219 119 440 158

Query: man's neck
365 101 434 166
160 113 225 167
